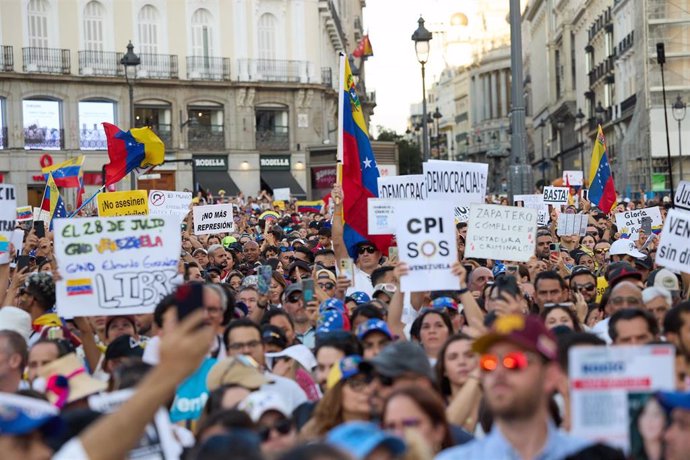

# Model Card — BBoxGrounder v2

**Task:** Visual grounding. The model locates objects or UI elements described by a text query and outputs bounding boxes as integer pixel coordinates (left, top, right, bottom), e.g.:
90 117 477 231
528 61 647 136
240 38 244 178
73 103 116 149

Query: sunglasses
594 248 610 254
479 351 531 373
258 419 293 441
317 282 335 290
358 246 377 255
573 282 595 292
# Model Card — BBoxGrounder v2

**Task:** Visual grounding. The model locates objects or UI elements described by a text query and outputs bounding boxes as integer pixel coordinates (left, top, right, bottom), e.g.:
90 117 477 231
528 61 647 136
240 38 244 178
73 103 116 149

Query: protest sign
148 190 192 222
193 203 234 235
16 206 33 222
54 215 181 317
513 194 545 210
674 180 690 211
89 389 181 459
465 204 538 262
273 187 290 201
377 175 426 200
656 208 690 273
0 186 16 264
454 206 470 223
367 198 395 235
615 207 662 239
98 190 149 217
557 213 588 236
543 186 569 204
569 344 674 451
563 170 584 186
32 207 50 223
395 200 458 292
537 209 549 226
423 160 488 204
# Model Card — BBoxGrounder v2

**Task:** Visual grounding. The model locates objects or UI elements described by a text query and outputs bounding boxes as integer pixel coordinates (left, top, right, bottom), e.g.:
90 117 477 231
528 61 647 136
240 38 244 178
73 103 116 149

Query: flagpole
336 52 346 185
68 185 105 217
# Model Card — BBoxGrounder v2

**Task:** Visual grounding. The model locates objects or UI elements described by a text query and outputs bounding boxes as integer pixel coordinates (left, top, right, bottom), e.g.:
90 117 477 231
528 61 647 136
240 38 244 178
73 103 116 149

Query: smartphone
641 216 652 235
257 265 272 295
549 242 560 258
34 221 45 238
16 255 31 272
339 258 354 280
581 189 589 201
388 246 399 264
175 283 204 320
506 264 519 275
303 279 315 302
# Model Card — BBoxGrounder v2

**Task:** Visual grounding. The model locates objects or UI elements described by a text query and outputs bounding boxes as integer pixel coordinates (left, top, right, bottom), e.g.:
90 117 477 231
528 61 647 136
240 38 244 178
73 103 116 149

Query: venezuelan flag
339 55 392 257
66 278 93 296
41 173 67 230
41 156 84 188
296 200 324 213
102 122 165 186
588 125 617 213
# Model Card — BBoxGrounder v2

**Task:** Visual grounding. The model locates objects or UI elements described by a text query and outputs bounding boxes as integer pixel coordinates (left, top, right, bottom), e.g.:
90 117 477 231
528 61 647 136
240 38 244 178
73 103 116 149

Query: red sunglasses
479 351 531 373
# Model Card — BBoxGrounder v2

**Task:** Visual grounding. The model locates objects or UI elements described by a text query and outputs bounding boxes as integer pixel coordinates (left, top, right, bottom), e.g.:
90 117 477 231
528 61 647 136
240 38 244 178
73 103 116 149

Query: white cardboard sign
367 198 395 235
557 213 588 236
656 208 690 273
465 204 538 262
273 187 290 201
675 180 690 211
0 185 16 264
563 170 584 186
192 204 234 235
615 207 662 240
377 175 426 200
148 190 192 221
543 186 569 204
423 160 488 205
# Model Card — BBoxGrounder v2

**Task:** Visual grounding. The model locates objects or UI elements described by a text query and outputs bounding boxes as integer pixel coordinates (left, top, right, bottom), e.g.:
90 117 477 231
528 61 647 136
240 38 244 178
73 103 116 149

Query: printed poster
423 160 488 205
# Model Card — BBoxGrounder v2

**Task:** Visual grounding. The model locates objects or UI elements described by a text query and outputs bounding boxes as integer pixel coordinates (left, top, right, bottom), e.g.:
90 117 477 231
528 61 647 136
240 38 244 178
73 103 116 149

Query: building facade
0 0 371 206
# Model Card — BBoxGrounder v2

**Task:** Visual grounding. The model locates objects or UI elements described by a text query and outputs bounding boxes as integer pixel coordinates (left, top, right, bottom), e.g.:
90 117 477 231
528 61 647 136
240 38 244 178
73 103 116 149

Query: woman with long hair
410 309 453 364
541 305 583 332
269 272 287 306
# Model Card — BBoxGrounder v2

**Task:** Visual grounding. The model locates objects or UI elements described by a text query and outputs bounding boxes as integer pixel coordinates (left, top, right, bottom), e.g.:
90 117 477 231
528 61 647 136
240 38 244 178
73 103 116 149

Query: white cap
0 307 32 342
238 391 290 422
265 344 317 372
610 239 646 259
652 268 681 292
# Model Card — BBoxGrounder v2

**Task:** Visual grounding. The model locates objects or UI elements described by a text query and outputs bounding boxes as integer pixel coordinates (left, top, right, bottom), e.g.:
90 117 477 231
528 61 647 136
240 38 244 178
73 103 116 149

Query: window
191 8 214 57
78 101 115 150
27 0 49 48
83 1 105 51
256 107 288 150
258 13 276 61
138 4 160 54
23 99 62 150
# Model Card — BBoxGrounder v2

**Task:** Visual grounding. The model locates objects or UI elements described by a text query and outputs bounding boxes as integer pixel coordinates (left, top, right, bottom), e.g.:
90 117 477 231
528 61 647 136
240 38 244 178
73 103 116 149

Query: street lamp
672 94 686 181
412 17 432 162
121 41 140 190
538 119 546 184
576 108 586 181
432 107 442 158
595 101 605 125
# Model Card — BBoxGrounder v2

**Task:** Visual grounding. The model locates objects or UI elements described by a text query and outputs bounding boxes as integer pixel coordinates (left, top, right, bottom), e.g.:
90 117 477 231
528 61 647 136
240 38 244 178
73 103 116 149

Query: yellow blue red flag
588 125 617 213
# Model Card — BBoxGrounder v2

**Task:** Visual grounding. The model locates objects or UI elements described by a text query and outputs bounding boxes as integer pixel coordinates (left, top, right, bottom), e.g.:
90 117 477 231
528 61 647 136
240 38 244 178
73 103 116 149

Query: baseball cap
657 391 690 411
648 268 680 292
238 391 290 422
356 319 393 341
327 421 405 460
316 269 337 283
317 309 347 334
0 393 62 436
283 282 303 300
472 314 558 361
261 325 288 350
326 355 364 389
206 355 269 392
607 263 643 287
609 239 646 259
634 255 654 271
359 341 434 381
320 298 345 314
287 260 312 274
431 297 459 313
192 248 208 256
0 306 32 341
346 292 371 305
265 344 317 372
104 335 144 362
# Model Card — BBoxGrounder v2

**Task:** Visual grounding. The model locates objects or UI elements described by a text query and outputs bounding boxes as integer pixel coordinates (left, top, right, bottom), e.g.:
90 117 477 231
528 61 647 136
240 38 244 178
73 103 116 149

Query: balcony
321 67 333 87
186 56 231 81
0 46 13 72
0 127 6 148
588 55 615 86
24 128 64 150
188 124 225 150
79 50 124 77
256 130 289 151
23 47 70 74
616 31 634 58
137 53 178 79
319 0 348 51
238 59 306 83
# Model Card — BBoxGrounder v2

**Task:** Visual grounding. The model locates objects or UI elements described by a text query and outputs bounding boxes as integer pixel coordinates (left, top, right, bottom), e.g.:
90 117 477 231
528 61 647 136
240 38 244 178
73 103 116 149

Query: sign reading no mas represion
193 204 234 235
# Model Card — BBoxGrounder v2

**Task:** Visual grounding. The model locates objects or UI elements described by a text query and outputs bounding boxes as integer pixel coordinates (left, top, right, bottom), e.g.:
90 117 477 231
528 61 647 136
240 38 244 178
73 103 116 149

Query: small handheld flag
41 156 84 188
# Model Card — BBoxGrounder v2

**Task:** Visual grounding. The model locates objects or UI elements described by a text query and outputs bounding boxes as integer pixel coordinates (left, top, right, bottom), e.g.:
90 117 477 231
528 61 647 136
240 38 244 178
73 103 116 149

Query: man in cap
282 283 315 349
193 248 209 269
436 314 590 460
649 268 683 306
0 393 61 460
356 319 393 359
609 239 646 264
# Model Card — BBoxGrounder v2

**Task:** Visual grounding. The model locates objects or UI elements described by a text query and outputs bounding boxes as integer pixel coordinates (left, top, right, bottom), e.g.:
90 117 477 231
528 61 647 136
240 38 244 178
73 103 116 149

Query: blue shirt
435 421 591 460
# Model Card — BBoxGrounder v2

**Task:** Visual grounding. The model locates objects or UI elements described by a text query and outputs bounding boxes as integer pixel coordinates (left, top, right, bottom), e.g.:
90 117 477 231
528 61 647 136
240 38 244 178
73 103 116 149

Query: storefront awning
260 171 306 198
197 170 240 196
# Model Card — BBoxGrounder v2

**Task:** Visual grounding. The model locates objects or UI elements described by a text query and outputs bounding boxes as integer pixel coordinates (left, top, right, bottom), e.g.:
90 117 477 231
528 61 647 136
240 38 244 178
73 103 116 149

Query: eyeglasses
228 340 262 351
258 419 293 441
286 293 302 303
317 282 335 290
610 296 642 306
346 374 373 392
479 351 532 373
383 418 422 432
358 246 377 255
573 282 596 292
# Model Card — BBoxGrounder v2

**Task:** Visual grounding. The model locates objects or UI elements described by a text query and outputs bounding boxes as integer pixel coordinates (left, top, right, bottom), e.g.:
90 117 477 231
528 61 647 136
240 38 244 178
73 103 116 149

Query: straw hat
36 353 107 408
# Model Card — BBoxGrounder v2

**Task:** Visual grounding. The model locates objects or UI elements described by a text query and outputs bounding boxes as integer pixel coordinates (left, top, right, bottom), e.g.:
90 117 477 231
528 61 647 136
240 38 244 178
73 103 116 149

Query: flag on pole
588 125 617 213
353 35 374 58
41 155 84 188
102 122 165 186
41 173 67 230
338 54 392 257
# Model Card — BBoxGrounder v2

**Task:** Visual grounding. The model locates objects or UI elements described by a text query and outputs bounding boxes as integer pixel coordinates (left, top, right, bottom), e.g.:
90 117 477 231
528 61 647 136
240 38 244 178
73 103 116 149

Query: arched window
138 4 160 54
83 1 105 51
191 8 214 57
27 0 50 48
257 13 276 61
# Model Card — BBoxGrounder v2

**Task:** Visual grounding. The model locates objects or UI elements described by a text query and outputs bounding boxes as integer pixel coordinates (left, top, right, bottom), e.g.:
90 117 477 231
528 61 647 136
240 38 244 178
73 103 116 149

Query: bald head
243 240 260 263
608 281 643 315
469 267 494 292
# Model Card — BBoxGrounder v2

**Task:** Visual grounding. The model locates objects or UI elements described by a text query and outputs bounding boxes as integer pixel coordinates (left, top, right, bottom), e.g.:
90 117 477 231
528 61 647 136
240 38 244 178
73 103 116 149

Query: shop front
259 154 306 198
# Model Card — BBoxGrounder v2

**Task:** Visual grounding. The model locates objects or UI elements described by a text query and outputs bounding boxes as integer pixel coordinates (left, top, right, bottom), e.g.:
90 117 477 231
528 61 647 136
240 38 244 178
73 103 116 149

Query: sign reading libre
193 204 234 235
98 190 149 217
54 216 181 317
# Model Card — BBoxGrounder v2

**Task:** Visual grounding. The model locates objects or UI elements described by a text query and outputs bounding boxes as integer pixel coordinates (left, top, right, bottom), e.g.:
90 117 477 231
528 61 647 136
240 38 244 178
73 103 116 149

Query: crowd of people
1 182 690 460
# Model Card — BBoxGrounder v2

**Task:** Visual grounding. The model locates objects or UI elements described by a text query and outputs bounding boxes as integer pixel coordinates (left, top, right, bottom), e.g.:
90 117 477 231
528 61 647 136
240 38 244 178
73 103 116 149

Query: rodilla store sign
260 155 290 170
194 156 227 170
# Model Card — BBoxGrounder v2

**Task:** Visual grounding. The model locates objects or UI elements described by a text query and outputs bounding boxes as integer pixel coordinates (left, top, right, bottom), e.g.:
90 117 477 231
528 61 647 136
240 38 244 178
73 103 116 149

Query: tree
376 128 422 174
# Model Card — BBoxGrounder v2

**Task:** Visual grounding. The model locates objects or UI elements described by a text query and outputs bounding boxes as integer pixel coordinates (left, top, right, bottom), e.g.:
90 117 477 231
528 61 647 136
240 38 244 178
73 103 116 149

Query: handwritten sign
543 186 569 204
367 198 395 235
192 203 234 235
656 208 690 273
98 190 149 217
395 200 458 292
423 160 488 205
0 186 16 263
54 216 181 317
557 213 588 236
563 170 584 186
465 204 538 262
615 207 662 239
676 181 690 211
148 190 191 222
273 188 290 201
377 175 426 200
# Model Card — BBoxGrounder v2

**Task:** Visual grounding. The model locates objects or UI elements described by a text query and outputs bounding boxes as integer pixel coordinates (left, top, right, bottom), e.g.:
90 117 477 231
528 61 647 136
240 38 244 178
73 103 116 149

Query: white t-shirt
590 317 612 344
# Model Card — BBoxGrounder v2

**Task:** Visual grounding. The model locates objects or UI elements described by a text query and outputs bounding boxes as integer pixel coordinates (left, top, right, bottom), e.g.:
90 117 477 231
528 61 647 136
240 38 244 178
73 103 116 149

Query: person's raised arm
330 184 349 263
72 317 102 373
386 263 407 339
451 262 486 333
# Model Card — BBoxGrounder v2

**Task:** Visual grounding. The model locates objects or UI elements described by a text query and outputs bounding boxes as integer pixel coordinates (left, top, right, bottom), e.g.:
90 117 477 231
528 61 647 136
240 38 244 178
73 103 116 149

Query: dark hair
535 270 568 291
196 408 255 442
370 266 395 287
541 305 583 332
0 330 28 370
184 261 201 281
32 338 74 358
223 318 262 350
153 293 177 328
556 332 606 374
293 246 314 263
261 245 280 258
609 308 659 343
314 248 335 258
350 303 385 326
314 331 362 357
318 228 332 237
110 361 152 390
663 300 690 335
410 310 453 343
435 333 474 398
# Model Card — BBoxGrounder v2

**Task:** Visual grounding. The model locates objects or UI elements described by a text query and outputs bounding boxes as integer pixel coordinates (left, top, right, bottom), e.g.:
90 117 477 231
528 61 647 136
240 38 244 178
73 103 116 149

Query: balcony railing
23 47 70 74
0 127 7 148
256 130 289 150
321 67 332 87
186 56 231 81
238 59 306 83
0 46 13 72
79 50 124 77
24 128 64 150
135 122 173 148
188 124 225 150
137 54 178 79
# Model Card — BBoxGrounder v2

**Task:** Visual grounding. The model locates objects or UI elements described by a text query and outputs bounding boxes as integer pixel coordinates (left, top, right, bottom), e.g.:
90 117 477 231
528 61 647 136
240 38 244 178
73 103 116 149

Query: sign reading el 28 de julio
394 200 458 292
53 216 181 317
